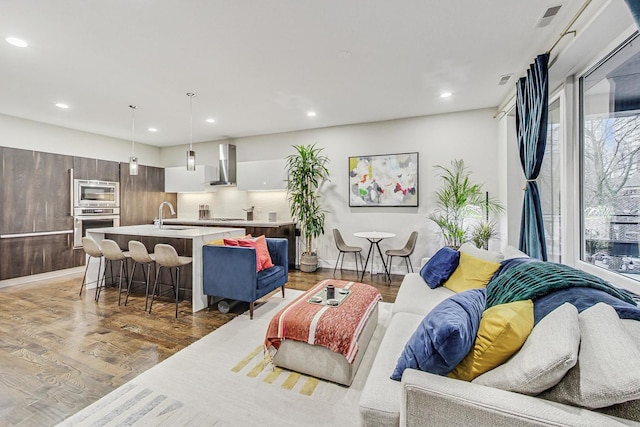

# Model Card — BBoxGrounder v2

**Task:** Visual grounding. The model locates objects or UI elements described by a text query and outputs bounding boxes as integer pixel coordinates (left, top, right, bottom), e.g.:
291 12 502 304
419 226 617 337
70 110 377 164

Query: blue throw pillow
490 257 537 282
534 287 640 325
391 288 486 381
420 247 460 289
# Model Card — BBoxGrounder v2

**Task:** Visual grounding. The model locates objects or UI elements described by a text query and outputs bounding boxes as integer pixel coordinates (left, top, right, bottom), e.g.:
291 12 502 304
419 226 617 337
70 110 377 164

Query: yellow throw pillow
443 251 501 293
449 299 534 382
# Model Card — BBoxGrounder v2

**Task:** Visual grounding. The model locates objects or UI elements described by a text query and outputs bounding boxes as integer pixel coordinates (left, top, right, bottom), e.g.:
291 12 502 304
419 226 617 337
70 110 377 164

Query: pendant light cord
187 93 195 150
130 104 137 156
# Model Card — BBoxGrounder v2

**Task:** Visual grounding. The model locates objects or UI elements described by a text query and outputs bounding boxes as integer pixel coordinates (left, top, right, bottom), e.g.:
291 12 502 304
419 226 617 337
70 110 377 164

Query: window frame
574 31 640 294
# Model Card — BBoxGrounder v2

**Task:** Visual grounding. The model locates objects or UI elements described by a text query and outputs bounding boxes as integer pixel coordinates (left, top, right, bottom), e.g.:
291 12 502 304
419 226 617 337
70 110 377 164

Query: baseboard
0 266 84 289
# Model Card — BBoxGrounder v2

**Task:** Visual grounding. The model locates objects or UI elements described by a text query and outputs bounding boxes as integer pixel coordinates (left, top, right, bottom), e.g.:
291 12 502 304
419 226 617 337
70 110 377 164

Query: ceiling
0 0 611 147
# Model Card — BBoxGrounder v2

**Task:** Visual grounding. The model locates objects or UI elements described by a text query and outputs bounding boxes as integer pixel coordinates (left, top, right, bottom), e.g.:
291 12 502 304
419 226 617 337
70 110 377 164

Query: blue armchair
202 238 288 319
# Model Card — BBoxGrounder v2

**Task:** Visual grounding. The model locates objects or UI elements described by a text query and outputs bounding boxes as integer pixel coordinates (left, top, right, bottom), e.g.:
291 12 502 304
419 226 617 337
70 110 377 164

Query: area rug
58 290 392 426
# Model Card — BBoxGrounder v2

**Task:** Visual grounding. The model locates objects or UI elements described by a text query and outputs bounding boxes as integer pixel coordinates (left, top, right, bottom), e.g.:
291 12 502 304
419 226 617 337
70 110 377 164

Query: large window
540 98 562 263
581 34 640 282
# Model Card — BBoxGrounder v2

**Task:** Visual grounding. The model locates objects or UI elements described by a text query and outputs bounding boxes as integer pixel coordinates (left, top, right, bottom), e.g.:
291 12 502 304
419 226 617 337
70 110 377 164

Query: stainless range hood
208 144 236 186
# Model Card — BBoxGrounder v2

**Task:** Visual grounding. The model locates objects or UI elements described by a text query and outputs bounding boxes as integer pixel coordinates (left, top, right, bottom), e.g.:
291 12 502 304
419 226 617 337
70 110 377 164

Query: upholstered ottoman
265 280 381 386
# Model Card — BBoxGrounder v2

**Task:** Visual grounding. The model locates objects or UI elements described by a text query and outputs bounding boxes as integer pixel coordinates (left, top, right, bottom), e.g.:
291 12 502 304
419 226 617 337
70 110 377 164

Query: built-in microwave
73 179 120 208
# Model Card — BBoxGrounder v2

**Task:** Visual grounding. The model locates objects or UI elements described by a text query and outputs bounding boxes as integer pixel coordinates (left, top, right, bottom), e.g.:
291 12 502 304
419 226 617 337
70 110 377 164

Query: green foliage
470 220 499 250
285 144 330 255
428 159 503 248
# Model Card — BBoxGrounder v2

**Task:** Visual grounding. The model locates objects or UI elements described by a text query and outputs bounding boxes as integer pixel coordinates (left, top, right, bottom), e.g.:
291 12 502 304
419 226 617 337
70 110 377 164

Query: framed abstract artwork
349 152 419 207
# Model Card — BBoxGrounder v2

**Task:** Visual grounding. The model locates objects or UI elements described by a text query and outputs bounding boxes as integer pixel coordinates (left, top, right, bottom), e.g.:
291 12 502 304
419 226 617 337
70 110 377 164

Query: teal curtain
516 54 549 261
623 0 640 27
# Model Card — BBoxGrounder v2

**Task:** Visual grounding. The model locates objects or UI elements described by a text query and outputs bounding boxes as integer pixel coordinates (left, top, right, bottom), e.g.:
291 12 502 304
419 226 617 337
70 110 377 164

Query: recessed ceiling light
5 37 28 48
55 103 69 109
206 118 215 123
148 127 157 132
440 92 452 98
307 111 317 117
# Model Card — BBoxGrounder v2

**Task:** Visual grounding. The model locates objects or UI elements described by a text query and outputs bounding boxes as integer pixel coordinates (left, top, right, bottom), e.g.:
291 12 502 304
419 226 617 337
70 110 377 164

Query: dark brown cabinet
0 148 180 281
73 157 120 182
245 224 296 268
0 233 83 279
1 148 73 234
119 164 177 226
0 147 79 279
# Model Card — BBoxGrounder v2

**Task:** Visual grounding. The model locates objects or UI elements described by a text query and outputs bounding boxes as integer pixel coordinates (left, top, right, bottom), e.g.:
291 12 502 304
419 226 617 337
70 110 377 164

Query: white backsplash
176 188 291 222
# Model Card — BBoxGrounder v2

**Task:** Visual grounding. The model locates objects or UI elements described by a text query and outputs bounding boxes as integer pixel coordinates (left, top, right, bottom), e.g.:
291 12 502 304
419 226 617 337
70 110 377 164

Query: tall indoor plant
428 159 503 249
286 143 330 272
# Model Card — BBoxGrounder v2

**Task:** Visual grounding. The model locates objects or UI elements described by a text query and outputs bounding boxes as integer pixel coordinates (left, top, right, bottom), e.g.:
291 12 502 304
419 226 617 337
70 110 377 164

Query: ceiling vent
536 5 562 28
498 74 513 86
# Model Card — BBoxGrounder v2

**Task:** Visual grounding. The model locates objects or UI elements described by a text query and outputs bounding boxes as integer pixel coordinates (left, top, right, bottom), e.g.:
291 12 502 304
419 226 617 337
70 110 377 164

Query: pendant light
129 104 139 176
186 92 196 171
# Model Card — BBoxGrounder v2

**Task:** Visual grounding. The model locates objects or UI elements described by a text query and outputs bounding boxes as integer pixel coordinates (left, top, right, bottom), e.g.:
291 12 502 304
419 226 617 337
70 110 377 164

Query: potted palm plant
286 143 330 272
428 159 503 249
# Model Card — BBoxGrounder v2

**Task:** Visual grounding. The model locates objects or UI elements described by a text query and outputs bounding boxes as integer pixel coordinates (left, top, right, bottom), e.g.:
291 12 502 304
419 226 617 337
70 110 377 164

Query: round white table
354 231 396 284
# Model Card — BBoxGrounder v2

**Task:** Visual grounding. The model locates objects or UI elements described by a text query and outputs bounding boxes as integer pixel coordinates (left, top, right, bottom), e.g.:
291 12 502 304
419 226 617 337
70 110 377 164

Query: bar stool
98 239 131 305
79 237 104 298
149 244 192 318
126 240 156 310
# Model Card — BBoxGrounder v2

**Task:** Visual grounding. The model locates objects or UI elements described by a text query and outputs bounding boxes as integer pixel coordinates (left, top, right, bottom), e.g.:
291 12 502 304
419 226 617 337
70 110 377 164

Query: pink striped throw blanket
265 279 381 363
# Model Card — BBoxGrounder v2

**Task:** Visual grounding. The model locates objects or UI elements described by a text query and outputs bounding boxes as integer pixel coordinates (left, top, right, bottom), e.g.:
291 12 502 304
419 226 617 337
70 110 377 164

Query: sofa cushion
449 299 534 382
459 242 504 263
391 273 455 317
360 312 424 427
419 247 459 289
501 245 530 259
443 252 501 293
595 319 640 421
391 289 486 380
256 265 286 290
540 303 640 409
473 303 579 394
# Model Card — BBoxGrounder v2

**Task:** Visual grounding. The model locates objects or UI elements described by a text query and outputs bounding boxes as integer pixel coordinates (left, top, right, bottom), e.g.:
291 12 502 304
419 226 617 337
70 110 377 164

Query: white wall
162 108 500 274
0 113 162 166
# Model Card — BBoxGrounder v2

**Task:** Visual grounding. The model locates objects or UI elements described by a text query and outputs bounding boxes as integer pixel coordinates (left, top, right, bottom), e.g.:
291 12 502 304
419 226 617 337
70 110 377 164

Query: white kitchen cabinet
165 165 218 193
237 159 287 191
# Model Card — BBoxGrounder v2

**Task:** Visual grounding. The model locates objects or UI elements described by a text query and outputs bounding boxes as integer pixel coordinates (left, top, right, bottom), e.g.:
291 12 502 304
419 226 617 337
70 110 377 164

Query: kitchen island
86 224 245 312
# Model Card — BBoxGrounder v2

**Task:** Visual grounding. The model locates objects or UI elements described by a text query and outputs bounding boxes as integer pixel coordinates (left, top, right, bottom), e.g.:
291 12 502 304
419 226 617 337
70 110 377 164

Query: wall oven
74 179 120 208
73 208 120 248
72 174 121 248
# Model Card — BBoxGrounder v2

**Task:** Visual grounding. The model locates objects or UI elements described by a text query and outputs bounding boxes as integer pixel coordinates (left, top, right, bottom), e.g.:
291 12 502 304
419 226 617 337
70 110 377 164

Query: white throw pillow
473 303 579 394
501 245 530 260
540 303 640 409
458 242 504 264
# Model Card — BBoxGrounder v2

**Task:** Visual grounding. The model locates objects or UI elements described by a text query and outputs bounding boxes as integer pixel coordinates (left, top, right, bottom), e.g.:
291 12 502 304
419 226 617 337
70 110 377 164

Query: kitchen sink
160 225 195 230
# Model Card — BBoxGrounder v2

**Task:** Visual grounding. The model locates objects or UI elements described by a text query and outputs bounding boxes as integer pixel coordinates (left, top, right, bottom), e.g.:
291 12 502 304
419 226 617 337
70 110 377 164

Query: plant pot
300 253 318 272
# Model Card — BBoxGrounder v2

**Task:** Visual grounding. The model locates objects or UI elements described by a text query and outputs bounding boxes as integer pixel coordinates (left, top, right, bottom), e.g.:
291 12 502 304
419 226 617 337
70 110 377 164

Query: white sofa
359 246 640 427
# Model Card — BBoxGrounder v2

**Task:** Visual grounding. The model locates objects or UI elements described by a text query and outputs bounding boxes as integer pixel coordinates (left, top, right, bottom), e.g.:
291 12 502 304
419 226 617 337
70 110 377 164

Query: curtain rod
547 0 593 54
494 0 594 119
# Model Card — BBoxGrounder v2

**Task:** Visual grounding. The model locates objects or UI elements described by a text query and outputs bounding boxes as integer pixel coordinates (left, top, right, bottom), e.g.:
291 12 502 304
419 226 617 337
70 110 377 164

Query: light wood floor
0 266 403 426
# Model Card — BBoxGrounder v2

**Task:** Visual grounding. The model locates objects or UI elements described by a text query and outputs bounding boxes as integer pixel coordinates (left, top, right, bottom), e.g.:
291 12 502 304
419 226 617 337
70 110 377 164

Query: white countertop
87 224 246 239
163 218 295 228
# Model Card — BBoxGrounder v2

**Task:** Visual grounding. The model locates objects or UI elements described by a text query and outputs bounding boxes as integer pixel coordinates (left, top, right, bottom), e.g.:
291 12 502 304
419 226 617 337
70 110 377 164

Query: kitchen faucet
158 201 176 229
